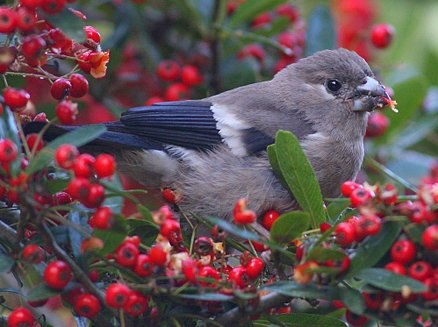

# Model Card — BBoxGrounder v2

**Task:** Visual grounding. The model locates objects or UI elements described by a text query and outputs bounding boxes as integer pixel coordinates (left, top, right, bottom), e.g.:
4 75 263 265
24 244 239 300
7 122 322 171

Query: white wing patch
211 103 250 157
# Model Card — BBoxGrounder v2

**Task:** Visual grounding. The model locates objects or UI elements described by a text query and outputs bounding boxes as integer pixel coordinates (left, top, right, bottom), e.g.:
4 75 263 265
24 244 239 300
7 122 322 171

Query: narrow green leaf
305 4 337 56
0 255 14 273
93 214 127 255
40 7 86 42
261 281 341 301
27 283 60 301
267 144 289 190
347 221 401 278
306 247 346 262
273 313 347 327
26 125 107 175
274 131 325 229
340 288 365 315
270 211 310 245
177 293 233 301
202 216 261 241
137 204 154 223
230 0 289 27
354 268 427 293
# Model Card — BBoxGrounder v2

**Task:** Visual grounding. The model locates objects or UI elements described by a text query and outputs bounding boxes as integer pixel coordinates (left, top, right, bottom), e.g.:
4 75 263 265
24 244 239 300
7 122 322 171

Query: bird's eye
326 79 342 92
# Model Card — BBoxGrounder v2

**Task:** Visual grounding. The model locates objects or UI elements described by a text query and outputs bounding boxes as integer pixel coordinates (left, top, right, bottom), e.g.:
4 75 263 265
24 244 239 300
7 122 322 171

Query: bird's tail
23 121 164 152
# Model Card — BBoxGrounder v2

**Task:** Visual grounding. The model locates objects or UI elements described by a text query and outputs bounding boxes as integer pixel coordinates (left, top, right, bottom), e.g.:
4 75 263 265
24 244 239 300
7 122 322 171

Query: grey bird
25 48 393 222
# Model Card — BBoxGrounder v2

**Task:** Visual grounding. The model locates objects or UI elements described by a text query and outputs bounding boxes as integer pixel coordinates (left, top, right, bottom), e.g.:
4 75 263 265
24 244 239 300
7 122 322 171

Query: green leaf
271 313 347 327
93 214 128 255
219 56 258 91
137 204 154 223
40 7 86 43
340 288 365 315
101 174 125 214
306 247 346 262
230 0 289 27
273 131 325 229
354 268 427 293
267 144 289 190
177 293 233 301
377 66 428 145
305 4 337 56
270 211 310 245
43 178 70 195
326 199 351 221
27 283 60 301
261 281 341 301
26 125 107 175
346 221 401 278
127 218 159 246
202 216 261 241
0 254 14 273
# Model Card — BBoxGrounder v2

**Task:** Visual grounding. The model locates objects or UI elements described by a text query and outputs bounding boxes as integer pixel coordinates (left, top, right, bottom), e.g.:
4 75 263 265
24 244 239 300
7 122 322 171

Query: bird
24 48 394 224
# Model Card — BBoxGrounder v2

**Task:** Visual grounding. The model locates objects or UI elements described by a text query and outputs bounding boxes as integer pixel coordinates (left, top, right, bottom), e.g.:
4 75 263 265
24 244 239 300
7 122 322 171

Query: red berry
93 206 114 230
134 254 154 277
276 3 299 23
3 87 30 110
366 112 389 137
182 259 197 283
422 225 438 250
114 242 139 267
197 265 220 287
124 291 148 317
0 138 18 163
165 83 190 101
20 0 42 10
350 188 373 207
229 266 250 288
251 12 271 28
162 188 177 203
390 239 416 264
67 177 91 200
69 74 89 98
34 112 48 122
84 25 101 43
26 133 43 152
422 278 438 301
28 298 48 307
363 292 384 310
88 269 99 282
22 244 44 263
346 310 369 326
77 50 92 74
377 183 398 205
335 222 356 246
237 44 266 63
294 260 318 284
251 241 266 253
149 245 168 266
51 78 71 100
44 260 72 290
15 7 36 33
21 35 46 66
74 293 101 318
0 7 16 34
354 214 382 237
341 180 362 197
246 257 264 279
262 210 280 230
296 243 305 261
409 261 432 281
73 153 95 178
41 0 66 14
105 283 131 308
145 96 164 106
194 236 214 256
55 144 79 169
56 100 78 125
325 255 351 274
319 222 332 234
371 23 395 49
93 153 116 178
181 65 203 86
385 261 407 275
83 183 105 208
160 219 181 238
157 60 180 82
332 300 345 309
7 307 34 327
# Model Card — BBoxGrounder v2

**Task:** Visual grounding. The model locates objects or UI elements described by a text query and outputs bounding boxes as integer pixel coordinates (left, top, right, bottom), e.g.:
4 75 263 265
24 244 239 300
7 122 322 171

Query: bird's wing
108 100 275 156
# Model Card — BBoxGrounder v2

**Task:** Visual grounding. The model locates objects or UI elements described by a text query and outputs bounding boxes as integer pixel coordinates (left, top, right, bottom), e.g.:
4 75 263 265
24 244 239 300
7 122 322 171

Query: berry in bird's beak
353 76 397 112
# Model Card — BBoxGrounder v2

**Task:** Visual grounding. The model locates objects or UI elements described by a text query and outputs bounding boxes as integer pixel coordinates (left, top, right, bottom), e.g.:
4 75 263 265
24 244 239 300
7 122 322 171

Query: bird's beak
352 76 396 112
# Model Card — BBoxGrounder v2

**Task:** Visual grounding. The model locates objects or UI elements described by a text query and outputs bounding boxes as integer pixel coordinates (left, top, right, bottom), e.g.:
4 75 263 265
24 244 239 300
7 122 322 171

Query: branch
0 219 21 251
215 292 293 325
